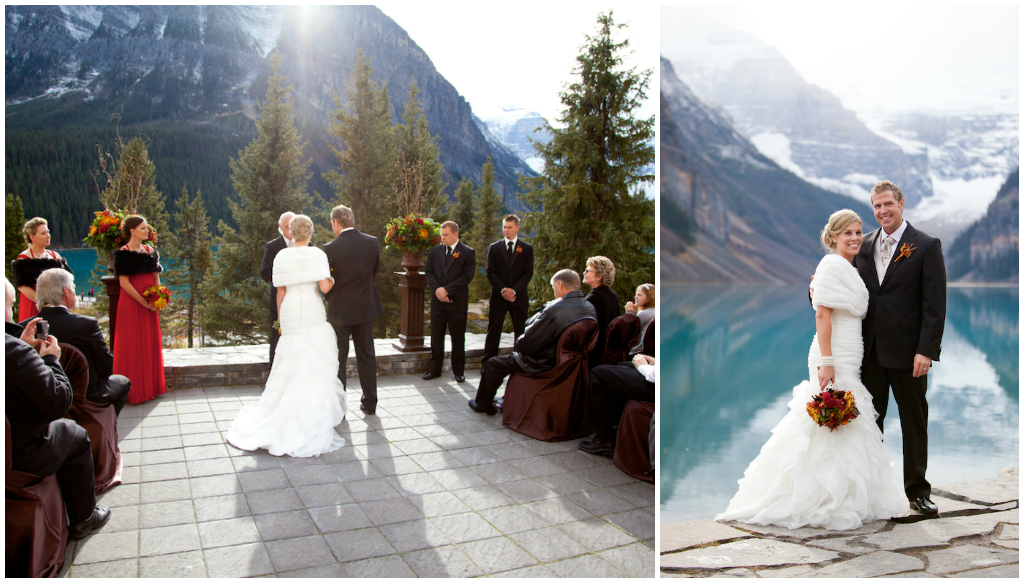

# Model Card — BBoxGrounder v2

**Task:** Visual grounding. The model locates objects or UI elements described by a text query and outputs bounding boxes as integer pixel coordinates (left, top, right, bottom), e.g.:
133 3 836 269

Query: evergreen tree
394 80 447 215
162 186 213 347
95 127 169 236
449 177 475 234
468 158 503 301
521 11 655 304
202 52 312 344
324 50 395 238
6 193 26 288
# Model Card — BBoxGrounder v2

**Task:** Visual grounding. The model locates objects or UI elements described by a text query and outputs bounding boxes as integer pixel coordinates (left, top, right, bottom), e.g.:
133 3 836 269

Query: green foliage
202 52 312 344
6 193 26 290
394 80 447 216
521 11 655 305
450 178 475 235
94 123 169 238
162 186 213 347
467 158 504 301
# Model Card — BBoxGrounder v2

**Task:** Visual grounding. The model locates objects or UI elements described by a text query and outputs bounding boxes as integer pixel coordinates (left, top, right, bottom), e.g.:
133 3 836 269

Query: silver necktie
881 236 895 265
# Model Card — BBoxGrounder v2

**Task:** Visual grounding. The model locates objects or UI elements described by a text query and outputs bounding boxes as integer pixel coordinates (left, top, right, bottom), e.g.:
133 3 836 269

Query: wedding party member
11 217 72 321
481 214 534 370
324 204 384 416
583 256 621 369
469 269 596 415
261 211 296 366
112 215 166 404
6 318 111 539
578 354 656 456
625 283 655 355
227 215 347 457
24 268 130 415
718 209 908 530
423 221 476 383
857 180 945 515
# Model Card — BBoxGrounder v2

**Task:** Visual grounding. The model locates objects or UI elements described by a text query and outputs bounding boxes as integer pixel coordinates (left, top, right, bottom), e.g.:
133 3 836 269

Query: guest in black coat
261 212 312 365
482 214 534 369
5 289 110 539
583 255 621 369
22 268 130 415
423 221 476 382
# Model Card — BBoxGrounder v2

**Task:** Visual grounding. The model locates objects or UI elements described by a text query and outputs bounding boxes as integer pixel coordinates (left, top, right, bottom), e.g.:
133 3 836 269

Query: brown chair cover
502 319 599 441
60 343 122 494
613 400 655 483
601 314 641 366
6 417 68 578
641 318 655 357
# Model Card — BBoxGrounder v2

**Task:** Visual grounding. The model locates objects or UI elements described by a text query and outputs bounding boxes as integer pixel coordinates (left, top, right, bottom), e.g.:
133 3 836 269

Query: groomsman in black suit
482 214 533 370
423 221 476 383
324 205 384 415
261 211 295 366
855 180 946 515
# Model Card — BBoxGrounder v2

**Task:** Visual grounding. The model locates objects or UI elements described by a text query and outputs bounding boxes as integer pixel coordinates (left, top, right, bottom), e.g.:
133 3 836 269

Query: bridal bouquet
806 386 860 431
142 285 172 310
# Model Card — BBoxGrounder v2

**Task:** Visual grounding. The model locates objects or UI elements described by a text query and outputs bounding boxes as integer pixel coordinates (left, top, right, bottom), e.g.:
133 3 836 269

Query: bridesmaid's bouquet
806 386 860 431
142 285 172 310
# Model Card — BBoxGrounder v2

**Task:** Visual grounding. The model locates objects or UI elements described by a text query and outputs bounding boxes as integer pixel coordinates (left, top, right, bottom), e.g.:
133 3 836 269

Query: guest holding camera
112 215 166 404
11 217 72 321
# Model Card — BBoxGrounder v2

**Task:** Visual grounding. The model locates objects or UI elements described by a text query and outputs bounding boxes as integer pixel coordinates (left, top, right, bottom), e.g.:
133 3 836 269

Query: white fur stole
811 254 869 318
272 246 330 287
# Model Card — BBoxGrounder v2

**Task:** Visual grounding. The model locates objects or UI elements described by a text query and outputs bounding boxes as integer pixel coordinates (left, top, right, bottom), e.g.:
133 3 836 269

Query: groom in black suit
324 205 384 415
856 180 946 515
423 221 476 382
482 214 534 370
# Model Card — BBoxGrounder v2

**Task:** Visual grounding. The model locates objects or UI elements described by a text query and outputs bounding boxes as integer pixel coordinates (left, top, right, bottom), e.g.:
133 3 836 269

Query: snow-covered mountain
475 106 550 174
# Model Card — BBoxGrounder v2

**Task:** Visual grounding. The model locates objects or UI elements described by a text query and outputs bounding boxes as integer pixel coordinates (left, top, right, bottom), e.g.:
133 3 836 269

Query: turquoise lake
659 285 1019 524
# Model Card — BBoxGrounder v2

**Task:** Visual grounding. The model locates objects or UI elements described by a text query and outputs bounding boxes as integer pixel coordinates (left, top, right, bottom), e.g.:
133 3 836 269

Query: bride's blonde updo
821 209 862 253
289 214 313 241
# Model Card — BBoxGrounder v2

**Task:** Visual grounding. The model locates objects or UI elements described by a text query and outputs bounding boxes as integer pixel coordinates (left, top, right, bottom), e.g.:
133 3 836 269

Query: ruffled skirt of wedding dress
227 285 347 457
716 327 909 530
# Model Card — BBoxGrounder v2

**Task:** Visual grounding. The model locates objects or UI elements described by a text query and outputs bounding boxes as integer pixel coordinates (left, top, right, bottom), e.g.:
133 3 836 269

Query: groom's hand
912 354 932 378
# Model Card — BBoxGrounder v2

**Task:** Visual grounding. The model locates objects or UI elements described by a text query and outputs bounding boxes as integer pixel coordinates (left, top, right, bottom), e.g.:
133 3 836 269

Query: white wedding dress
716 254 909 530
227 246 347 457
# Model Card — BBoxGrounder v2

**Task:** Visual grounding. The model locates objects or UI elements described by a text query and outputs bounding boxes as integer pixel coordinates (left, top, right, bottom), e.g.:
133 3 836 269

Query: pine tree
202 52 312 344
468 158 503 301
324 50 395 238
449 177 475 234
162 186 213 347
521 11 655 303
394 79 447 215
94 126 169 236
6 193 26 318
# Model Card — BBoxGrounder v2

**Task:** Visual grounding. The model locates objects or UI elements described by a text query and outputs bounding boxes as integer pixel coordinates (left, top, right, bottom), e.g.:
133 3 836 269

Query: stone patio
61 369 655 577
660 469 1019 578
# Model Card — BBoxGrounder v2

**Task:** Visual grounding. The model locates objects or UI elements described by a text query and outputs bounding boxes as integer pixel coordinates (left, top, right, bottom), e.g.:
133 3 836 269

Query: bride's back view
227 216 347 458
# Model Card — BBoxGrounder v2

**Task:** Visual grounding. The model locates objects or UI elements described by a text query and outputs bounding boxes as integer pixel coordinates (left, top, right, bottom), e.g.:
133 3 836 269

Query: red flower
98 222 111 233
416 218 424 225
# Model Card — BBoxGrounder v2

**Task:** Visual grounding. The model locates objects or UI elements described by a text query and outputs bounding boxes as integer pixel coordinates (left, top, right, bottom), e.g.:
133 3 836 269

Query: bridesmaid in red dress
112 215 166 404
11 217 72 321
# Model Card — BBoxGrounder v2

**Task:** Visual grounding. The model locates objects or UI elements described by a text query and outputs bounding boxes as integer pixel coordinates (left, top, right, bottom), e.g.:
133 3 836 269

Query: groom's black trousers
331 321 378 408
862 343 930 500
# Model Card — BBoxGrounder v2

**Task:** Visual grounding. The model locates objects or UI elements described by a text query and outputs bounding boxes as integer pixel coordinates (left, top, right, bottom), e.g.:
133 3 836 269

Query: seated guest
6 318 111 539
5 278 24 337
23 268 131 415
583 256 621 369
469 269 596 415
579 354 657 456
625 283 655 355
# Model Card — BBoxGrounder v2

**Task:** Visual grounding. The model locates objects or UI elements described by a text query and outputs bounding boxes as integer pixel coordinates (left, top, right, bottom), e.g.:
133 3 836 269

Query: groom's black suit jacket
323 229 384 327
486 239 533 308
855 222 946 370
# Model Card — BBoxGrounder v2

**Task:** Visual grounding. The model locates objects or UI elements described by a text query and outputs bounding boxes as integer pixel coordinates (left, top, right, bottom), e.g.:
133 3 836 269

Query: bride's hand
817 366 834 390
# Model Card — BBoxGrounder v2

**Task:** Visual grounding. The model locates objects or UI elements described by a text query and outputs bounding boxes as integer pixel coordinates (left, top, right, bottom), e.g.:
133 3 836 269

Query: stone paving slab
797 551 923 578
934 472 1020 506
811 510 1019 555
60 369 654 577
923 544 1019 575
660 539 840 571
660 520 753 554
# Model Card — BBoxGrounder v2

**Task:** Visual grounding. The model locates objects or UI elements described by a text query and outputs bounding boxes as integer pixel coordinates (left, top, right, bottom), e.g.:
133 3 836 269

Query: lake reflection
660 285 1019 524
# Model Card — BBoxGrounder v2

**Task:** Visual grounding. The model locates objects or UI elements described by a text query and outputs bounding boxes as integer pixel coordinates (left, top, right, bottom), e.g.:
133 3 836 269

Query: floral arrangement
83 209 158 253
806 386 860 431
142 285 172 310
384 214 441 254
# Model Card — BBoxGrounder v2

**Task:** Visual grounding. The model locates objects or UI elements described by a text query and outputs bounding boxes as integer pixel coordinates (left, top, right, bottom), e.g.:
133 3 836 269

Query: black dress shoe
910 495 939 515
360 403 376 416
454 374 466 383
493 397 504 411
69 505 111 539
468 399 498 415
578 436 615 457
422 371 441 380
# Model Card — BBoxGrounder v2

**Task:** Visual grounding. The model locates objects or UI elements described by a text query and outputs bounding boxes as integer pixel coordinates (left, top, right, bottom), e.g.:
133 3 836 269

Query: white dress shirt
874 220 907 284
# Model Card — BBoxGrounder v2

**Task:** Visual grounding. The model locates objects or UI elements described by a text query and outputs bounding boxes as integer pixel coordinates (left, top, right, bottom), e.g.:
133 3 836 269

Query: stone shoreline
660 468 1019 578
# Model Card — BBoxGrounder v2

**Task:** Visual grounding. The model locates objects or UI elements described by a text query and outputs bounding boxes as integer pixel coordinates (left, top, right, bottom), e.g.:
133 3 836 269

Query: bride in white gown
717 209 908 530
227 215 347 458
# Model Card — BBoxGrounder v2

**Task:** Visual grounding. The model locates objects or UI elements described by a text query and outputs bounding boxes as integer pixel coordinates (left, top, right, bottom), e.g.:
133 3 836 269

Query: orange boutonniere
452 251 460 259
515 246 523 254
893 242 917 263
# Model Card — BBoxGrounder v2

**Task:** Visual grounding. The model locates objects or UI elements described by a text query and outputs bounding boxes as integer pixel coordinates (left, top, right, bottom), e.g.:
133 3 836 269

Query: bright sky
377 2 659 123
661 3 1019 114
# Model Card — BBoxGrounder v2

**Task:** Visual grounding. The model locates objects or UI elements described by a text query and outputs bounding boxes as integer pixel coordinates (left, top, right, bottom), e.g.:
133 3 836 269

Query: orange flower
893 243 917 263
452 251 460 259
419 228 429 239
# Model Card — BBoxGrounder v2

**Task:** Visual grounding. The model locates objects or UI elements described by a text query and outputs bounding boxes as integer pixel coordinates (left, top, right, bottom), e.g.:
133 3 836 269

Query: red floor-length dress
112 244 166 404
15 249 62 320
